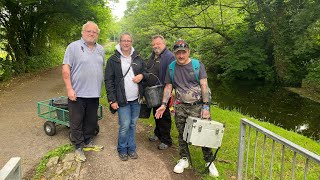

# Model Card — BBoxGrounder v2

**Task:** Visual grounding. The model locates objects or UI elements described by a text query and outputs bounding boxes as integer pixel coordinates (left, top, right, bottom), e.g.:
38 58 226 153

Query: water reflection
208 78 320 141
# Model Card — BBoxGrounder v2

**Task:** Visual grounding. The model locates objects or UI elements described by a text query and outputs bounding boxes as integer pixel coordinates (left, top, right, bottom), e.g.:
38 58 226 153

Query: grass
139 105 320 179
286 87 320 104
31 102 319 179
32 144 74 180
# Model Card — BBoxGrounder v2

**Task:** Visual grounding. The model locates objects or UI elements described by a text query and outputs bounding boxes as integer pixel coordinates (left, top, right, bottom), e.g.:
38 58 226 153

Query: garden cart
37 96 103 139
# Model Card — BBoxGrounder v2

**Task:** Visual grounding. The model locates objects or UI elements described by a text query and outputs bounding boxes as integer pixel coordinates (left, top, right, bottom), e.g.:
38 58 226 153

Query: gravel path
0 67 200 179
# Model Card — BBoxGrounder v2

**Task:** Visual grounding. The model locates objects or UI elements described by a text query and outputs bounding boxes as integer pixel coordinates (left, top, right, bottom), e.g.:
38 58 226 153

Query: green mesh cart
37 96 103 137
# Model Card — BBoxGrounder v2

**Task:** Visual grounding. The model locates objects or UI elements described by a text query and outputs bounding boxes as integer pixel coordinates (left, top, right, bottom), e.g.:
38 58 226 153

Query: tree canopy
120 0 320 86
0 0 113 80
2 0 320 89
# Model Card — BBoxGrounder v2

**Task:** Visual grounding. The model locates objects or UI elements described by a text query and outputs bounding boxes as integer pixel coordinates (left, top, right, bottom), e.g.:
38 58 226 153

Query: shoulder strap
169 60 176 84
120 59 132 83
191 58 200 83
169 59 201 85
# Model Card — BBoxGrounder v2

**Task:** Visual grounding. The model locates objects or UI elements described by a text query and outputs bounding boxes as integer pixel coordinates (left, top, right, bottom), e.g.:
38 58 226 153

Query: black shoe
128 152 138 159
119 153 128 161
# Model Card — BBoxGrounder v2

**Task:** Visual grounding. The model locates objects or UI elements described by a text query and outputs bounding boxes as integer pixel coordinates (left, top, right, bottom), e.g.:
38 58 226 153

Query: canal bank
208 78 320 141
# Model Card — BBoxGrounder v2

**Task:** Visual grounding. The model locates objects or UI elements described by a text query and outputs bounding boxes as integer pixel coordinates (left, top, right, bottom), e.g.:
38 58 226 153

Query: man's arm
162 83 173 105
155 83 173 119
62 64 76 101
200 78 210 104
200 78 210 119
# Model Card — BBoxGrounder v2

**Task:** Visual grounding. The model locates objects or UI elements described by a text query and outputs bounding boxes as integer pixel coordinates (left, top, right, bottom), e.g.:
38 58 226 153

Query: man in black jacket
144 35 175 150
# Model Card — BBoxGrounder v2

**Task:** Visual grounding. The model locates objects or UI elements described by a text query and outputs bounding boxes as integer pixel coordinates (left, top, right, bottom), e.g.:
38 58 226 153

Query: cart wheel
95 125 100 136
44 121 56 136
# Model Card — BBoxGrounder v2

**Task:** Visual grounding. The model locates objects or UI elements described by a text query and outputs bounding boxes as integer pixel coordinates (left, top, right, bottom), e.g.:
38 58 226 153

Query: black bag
109 104 117 114
139 104 151 118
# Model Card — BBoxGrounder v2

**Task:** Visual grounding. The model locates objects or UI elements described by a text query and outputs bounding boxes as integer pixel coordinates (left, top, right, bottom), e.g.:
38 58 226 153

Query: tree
121 0 320 85
0 0 112 78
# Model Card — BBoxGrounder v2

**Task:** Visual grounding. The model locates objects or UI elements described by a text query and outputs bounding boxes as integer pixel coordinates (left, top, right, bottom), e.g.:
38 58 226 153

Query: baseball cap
173 39 189 52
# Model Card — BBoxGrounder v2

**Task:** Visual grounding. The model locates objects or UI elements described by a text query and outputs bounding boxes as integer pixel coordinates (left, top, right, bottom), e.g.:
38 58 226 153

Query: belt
175 100 202 106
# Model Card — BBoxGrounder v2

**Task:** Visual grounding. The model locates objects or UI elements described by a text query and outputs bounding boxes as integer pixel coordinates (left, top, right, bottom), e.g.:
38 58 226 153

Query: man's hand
155 105 166 119
67 89 77 101
201 105 210 119
132 74 143 83
111 102 119 110
201 109 210 119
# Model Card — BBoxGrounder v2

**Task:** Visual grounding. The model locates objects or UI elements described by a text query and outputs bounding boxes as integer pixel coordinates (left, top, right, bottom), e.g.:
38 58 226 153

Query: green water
208 78 320 141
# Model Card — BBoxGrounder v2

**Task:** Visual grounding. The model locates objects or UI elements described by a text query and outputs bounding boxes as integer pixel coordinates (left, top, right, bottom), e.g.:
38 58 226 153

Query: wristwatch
203 102 209 105
161 102 167 106
202 104 210 110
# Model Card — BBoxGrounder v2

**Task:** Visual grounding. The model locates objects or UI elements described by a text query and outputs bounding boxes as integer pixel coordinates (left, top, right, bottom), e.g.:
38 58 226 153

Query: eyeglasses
84 30 98 34
173 42 189 51
120 40 132 43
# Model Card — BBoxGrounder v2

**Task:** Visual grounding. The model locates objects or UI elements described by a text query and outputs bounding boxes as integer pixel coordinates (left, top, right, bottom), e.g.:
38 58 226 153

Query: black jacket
145 48 175 86
105 50 147 107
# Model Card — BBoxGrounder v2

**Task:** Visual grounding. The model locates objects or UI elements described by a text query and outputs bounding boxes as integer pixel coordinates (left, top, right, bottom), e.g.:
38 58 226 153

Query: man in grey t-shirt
62 21 104 162
155 39 219 177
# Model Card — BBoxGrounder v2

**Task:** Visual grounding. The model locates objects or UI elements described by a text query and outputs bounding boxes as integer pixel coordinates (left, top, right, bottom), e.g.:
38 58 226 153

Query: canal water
208 78 320 141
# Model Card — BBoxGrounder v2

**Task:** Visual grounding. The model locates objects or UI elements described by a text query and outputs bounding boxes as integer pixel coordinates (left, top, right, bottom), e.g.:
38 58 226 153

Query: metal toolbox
183 116 225 148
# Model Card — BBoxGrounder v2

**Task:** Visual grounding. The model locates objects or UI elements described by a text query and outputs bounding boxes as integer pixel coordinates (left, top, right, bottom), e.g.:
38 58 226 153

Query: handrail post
0 157 22 180
237 119 246 179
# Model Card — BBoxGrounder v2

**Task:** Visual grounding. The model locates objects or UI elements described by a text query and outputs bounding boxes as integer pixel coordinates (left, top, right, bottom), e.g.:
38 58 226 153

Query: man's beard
153 48 162 55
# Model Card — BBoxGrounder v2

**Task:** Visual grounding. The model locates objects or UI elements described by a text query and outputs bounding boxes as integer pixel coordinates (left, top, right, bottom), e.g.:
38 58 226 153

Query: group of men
62 21 219 177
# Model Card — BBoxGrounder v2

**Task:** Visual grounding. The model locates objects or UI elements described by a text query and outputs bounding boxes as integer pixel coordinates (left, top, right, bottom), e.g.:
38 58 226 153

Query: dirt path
0 67 200 179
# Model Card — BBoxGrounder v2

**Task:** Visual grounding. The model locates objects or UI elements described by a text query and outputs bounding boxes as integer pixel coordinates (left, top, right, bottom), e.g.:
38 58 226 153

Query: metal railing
0 157 22 180
237 118 320 179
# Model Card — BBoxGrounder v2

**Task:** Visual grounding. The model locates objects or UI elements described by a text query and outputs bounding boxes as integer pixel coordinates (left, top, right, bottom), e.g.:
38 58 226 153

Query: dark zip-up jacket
105 50 147 107
145 48 175 85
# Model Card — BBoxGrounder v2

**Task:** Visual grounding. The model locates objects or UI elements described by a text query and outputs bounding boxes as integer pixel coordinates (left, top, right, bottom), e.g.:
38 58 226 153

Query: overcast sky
110 0 128 20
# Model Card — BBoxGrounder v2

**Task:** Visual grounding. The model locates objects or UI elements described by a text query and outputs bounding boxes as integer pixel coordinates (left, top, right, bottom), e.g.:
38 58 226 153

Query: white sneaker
206 162 219 177
173 157 189 173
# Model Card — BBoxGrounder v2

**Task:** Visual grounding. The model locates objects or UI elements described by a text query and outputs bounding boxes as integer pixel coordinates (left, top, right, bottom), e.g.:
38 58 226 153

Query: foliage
0 0 112 80
25 45 65 72
120 0 320 86
32 144 74 180
302 58 320 92
298 19 320 90
214 30 274 81
0 57 13 81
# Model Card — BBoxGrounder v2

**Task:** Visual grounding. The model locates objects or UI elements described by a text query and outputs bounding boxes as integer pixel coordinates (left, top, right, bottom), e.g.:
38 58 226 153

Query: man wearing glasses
62 21 104 162
144 35 175 150
155 40 219 177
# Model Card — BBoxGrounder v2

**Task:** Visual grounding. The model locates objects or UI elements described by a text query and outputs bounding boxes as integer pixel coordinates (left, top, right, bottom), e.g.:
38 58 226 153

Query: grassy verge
286 87 320 103
139 105 320 179
32 144 74 180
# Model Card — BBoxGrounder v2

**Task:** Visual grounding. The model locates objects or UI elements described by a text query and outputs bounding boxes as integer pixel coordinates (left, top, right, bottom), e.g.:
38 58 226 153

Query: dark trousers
68 98 99 148
152 105 172 145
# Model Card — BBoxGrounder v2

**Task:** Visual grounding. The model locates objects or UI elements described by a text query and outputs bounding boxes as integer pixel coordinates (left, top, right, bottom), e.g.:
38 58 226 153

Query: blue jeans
117 100 141 154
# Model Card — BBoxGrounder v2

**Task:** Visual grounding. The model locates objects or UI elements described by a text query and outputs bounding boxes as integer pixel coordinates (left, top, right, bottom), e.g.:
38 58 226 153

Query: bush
26 46 65 72
302 58 320 92
0 57 13 81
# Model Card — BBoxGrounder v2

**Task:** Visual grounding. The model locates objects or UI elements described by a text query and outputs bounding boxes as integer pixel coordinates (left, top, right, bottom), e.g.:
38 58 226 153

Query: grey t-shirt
165 60 207 103
63 38 105 98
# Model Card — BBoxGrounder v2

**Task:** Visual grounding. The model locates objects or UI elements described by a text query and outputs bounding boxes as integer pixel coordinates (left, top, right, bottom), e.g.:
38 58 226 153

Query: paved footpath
0 67 199 179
